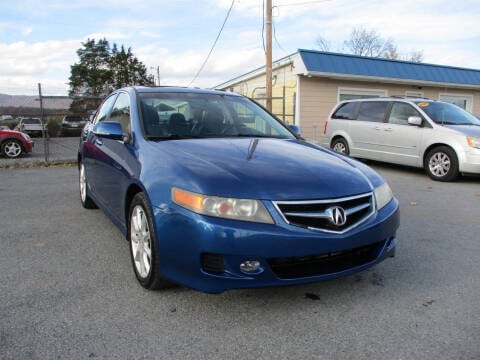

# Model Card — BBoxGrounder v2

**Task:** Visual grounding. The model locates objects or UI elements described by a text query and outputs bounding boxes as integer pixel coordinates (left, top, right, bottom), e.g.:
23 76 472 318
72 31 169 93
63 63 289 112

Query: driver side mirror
408 116 423 126
93 121 125 141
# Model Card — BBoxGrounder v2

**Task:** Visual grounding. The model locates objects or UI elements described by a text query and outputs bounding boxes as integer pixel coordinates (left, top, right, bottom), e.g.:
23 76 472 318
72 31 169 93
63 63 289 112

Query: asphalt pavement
0 163 479 359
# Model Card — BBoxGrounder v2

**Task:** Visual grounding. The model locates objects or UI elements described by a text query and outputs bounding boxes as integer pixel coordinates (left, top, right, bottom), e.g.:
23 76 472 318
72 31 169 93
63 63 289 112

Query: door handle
95 138 103 146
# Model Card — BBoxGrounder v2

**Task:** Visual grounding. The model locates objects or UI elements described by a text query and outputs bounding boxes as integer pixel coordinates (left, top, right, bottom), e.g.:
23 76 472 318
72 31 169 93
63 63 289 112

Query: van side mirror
407 116 422 126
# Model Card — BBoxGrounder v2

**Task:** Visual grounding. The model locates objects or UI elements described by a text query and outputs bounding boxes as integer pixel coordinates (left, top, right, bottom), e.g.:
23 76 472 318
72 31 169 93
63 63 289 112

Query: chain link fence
0 133 79 168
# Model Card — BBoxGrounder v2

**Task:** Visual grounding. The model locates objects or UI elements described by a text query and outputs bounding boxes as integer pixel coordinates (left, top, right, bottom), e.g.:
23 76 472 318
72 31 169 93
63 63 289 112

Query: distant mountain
0 93 72 110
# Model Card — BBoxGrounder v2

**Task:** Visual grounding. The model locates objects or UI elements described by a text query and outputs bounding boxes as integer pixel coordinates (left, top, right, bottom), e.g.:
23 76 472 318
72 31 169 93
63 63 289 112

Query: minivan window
357 101 389 122
388 103 422 125
332 102 358 120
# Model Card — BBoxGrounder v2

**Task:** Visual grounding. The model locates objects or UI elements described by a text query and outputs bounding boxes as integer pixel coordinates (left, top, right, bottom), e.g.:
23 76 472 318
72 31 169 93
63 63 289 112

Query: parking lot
0 163 479 359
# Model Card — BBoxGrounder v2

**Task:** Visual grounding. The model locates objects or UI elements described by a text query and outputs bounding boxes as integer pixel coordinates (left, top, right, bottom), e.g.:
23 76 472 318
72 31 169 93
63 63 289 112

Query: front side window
138 92 296 140
95 94 118 123
109 93 131 133
357 101 389 123
388 103 422 125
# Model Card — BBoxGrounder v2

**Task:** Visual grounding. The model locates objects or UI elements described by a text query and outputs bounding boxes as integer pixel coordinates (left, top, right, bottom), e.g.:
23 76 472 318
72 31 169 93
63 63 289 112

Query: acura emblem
327 206 347 226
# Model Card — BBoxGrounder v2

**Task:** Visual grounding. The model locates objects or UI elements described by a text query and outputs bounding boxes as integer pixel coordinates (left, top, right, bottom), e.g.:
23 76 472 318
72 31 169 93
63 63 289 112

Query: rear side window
332 102 358 120
357 101 389 123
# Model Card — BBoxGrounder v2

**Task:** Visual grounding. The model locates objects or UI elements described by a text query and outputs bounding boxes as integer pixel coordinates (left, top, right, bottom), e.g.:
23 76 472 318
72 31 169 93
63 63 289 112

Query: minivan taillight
323 121 328 134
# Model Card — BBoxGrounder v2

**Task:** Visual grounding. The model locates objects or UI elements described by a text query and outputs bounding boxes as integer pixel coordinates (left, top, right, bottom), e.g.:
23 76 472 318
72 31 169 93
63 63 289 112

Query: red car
0 127 34 158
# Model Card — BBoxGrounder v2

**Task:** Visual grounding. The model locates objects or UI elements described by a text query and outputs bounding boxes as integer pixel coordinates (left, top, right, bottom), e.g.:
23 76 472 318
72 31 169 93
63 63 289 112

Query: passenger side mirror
407 116 422 126
93 121 124 140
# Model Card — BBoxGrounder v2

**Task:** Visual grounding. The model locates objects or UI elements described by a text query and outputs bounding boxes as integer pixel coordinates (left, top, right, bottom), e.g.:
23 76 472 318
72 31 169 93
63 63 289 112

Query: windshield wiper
439 122 475 126
226 133 290 139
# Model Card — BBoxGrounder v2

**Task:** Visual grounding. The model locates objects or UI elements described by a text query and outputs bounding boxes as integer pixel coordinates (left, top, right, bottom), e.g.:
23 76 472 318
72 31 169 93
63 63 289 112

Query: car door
378 102 424 166
350 101 389 159
82 93 118 201
90 92 138 224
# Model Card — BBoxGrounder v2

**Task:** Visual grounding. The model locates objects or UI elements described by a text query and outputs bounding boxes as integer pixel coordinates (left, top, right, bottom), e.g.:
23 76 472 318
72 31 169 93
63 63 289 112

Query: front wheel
1 139 23 158
129 193 172 290
331 137 350 155
79 162 97 209
425 146 459 182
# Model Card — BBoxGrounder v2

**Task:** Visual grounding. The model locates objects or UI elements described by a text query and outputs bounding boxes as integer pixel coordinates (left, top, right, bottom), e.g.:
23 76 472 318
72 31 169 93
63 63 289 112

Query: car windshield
138 92 296 140
416 101 480 126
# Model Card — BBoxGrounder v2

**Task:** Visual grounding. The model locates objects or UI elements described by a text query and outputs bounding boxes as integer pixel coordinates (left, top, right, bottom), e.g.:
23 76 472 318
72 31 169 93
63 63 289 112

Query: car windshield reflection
139 92 295 140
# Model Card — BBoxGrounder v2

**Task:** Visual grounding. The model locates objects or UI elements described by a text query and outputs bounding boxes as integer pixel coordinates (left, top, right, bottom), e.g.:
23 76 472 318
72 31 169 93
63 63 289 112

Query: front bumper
154 198 399 293
459 149 480 174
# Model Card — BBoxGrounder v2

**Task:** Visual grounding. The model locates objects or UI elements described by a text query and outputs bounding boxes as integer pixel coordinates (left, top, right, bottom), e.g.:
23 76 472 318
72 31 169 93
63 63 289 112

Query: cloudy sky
0 0 479 95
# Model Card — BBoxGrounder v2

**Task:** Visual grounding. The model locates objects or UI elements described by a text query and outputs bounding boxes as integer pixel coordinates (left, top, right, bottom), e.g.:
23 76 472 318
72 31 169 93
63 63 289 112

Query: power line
188 0 235 87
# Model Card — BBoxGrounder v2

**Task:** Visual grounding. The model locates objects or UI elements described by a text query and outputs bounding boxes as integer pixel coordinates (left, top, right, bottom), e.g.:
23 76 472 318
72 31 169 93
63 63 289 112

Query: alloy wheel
130 205 152 279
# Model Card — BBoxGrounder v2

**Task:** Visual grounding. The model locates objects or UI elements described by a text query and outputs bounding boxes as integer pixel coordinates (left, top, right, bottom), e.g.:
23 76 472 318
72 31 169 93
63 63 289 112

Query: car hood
444 124 480 137
145 138 380 200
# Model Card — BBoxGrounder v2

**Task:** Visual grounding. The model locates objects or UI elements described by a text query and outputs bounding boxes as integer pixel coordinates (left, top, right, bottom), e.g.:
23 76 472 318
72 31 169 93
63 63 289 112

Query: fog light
240 260 261 273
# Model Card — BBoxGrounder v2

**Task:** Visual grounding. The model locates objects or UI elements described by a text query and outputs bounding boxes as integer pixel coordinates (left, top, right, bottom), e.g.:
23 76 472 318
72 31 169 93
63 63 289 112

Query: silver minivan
323 98 480 181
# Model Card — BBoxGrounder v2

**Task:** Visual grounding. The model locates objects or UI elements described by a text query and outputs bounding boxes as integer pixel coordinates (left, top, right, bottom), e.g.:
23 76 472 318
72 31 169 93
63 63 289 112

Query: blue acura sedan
78 86 399 293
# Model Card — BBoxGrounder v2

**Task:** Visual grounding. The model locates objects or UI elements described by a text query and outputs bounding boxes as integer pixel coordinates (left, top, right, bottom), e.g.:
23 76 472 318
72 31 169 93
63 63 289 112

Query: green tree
68 38 154 113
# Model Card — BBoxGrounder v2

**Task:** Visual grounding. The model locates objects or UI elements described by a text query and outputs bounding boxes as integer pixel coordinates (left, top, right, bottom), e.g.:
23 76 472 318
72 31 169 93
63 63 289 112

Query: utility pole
265 0 273 112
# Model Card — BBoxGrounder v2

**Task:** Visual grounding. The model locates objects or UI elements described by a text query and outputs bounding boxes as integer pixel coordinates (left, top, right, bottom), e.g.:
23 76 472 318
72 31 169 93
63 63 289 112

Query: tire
79 162 97 209
128 193 172 290
331 137 350 155
425 146 459 182
1 139 23 158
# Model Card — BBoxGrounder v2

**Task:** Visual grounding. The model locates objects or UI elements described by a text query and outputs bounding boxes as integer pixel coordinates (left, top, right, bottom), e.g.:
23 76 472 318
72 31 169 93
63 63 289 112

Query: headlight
467 136 480 149
374 182 393 210
172 188 274 224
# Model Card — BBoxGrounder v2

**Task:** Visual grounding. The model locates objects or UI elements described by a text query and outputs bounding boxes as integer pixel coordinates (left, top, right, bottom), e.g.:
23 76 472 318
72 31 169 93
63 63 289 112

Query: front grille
267 241 383 279
273 193 374 233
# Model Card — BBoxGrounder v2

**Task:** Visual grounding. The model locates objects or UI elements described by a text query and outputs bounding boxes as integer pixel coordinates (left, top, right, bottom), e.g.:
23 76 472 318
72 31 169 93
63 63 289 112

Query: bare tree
318 27 423 62
343 27 394 57
316 35 331 52
408 50 423 63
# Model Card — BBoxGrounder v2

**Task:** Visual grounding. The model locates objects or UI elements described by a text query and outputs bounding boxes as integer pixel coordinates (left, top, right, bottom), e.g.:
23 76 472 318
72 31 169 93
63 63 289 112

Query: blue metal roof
298 49 480 86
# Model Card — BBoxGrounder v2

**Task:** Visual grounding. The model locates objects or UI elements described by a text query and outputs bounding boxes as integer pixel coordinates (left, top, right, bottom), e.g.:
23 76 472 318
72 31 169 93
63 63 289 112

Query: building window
405 91 424 98
338 88 387 102
439 93 473 112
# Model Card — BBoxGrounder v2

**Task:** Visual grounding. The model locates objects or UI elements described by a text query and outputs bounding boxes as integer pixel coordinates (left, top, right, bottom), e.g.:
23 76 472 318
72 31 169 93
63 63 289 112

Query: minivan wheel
425 146 459 182
331 138 349 155
129 193 173 290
